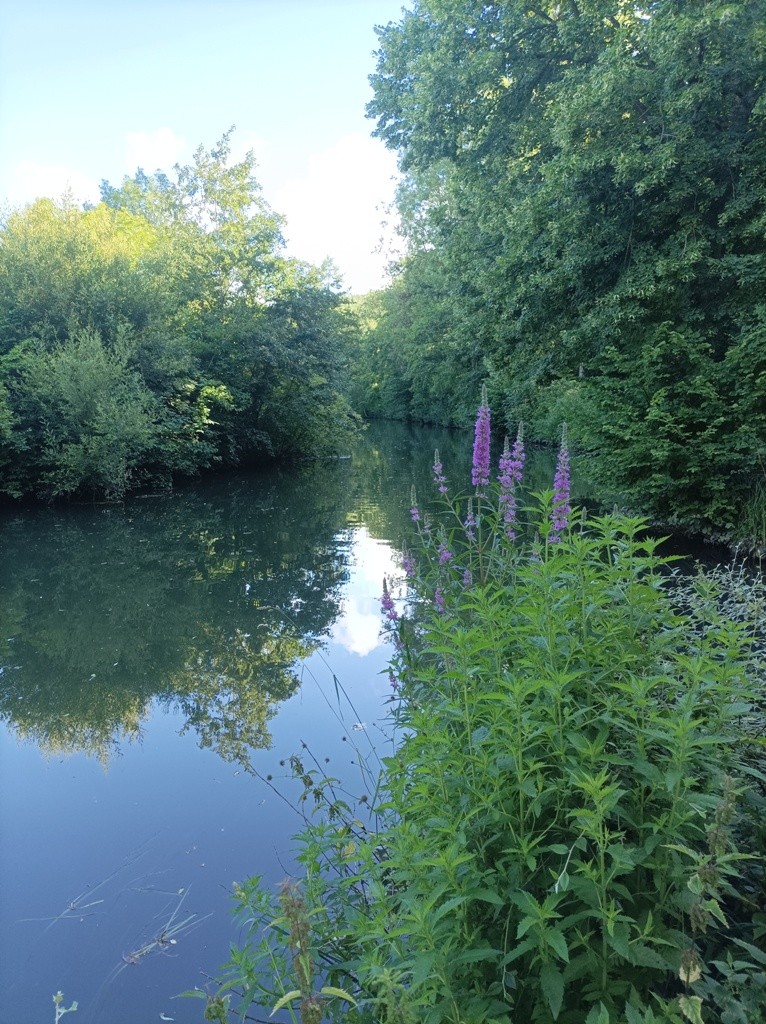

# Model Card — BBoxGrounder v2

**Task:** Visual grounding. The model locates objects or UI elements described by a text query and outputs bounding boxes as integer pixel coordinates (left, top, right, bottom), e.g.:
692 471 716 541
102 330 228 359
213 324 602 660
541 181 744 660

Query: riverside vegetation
351 0 766 544
196 401 766 1024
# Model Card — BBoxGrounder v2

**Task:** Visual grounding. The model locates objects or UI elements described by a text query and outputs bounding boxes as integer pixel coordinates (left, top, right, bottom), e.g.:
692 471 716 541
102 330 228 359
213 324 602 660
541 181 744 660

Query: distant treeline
349 0 766 538
0 131 358 501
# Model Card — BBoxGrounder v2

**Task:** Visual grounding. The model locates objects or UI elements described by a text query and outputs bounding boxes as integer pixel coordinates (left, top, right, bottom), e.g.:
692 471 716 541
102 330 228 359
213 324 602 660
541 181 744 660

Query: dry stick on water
95 886 213 1010
120 886 212 966
19 835 157 934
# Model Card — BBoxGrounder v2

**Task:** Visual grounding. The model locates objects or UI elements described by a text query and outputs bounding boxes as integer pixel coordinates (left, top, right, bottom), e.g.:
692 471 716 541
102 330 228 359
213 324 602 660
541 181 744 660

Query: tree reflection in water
0 459 355 767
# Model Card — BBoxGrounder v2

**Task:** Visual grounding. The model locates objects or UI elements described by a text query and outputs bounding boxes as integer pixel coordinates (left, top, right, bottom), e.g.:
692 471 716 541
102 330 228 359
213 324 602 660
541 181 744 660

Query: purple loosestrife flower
498 423 525 541
409 484 420 522
401 548 416 578
381 578 399 621
462 567 473 589
471 387 491 490
463 498 477 542
550 424 571 544
432 450 448 495
437 541 453 565
434 586 446 614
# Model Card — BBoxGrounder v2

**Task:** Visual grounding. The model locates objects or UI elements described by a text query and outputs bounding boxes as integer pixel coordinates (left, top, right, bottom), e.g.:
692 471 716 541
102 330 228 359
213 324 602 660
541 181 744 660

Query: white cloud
1 160 100 209
332 600 385 658
330 530 402 657
123 127 191 175
273 134 400 294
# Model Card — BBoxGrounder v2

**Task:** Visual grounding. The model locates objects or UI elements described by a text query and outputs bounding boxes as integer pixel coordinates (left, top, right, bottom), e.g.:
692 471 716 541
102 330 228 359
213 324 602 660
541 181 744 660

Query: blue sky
0 0 406 292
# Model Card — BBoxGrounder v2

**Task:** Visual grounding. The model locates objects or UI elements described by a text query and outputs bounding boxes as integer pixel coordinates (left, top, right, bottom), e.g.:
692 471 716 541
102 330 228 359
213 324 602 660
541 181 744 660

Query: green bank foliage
206 425 766 1023
0 131 358 501
353 0 766 536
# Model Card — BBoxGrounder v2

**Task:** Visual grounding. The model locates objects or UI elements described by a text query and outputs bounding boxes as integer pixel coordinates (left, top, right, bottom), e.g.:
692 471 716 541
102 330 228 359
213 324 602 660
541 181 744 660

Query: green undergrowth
199 432 766 1024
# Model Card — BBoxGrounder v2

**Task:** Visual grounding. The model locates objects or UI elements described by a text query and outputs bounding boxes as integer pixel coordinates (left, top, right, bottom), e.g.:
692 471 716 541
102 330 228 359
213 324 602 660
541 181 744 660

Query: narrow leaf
270 990 301 1015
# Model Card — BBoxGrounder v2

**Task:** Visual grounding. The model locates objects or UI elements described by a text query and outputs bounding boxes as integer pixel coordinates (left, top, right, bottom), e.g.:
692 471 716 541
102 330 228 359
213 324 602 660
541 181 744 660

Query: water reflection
0 420 603 1024
0 460 356 765
0 421 587 769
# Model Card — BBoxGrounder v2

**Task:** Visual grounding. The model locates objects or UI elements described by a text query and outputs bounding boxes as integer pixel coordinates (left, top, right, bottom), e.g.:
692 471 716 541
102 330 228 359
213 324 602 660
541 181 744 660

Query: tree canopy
358 0 766 533
0 132 358 500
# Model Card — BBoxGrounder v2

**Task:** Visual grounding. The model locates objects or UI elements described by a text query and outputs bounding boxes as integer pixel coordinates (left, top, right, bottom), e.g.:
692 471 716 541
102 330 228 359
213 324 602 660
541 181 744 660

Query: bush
8 327 157 499
204 407 765 1024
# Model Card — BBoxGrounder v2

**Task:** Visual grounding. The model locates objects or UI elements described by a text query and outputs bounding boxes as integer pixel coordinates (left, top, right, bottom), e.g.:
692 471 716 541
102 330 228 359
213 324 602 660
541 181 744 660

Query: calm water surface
1 421 716 1024
0 422 475 1024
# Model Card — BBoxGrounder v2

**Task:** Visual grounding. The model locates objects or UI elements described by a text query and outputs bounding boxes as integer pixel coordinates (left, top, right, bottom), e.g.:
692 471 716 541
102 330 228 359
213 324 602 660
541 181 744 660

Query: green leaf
546 928 570 964
270 990 301 1015
703 897 728 927
319 986 357 1006
502 938 536 965
624 1004 644 1024
678 995 704 1024
687 874 704 895
605 922 631 960
585 1002 610 1024
540 962 565 1020
472 888 505 907
553 869 569 893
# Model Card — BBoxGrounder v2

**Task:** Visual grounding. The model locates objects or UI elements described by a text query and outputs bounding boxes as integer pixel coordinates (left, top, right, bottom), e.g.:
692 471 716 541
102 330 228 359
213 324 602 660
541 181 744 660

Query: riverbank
214 417 766 1024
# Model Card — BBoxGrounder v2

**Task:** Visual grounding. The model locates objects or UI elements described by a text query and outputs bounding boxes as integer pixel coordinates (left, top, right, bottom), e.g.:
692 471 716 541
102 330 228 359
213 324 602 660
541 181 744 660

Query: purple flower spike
462 567 473 589
464 498 477 542
498 423 525 541
437 541 453 565
409 484 420 522
381 578 399 621
432 450 448 495
550 424 571 543
471 387 491 490
434 586 446 614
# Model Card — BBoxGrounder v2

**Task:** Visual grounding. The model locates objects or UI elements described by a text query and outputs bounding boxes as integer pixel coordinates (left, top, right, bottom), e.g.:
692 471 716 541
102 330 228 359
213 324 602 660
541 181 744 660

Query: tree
366 0 766 530
0 132 360 499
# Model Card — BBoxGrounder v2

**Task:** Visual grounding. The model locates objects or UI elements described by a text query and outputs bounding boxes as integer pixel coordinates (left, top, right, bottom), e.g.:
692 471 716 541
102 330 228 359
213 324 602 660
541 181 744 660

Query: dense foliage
206 410 766 1023
354 0 766 535
0 132 358 500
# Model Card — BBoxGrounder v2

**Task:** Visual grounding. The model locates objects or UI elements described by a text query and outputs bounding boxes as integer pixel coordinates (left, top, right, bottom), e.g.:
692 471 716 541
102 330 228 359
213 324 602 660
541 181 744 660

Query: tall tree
367 0 766 530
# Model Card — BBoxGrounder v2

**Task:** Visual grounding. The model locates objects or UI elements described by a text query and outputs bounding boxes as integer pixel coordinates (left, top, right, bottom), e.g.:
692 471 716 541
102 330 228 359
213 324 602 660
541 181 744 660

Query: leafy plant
211 402 766 1023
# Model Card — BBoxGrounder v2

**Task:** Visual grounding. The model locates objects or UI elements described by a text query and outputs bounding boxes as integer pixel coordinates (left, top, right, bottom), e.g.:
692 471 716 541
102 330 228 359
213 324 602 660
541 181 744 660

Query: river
0 421 484 1024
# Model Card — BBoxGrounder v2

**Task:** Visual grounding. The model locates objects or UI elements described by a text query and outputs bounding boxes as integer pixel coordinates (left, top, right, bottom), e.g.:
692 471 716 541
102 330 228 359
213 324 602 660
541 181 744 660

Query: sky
0 0 407 294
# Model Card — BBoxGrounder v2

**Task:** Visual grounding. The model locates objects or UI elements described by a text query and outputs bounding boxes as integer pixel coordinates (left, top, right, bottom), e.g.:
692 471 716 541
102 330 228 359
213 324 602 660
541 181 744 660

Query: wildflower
432 449 448 495
498 423 525 540
471 386 491 490
409 484 420 522
381 578 398 621
463 498 477 541
388 670 399 691
462 567 473 588
434 586 446 613
550 424 571 543
437 541 453 565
